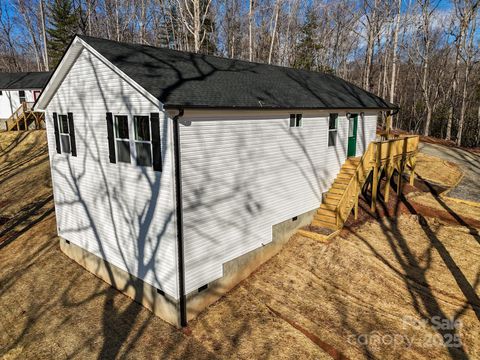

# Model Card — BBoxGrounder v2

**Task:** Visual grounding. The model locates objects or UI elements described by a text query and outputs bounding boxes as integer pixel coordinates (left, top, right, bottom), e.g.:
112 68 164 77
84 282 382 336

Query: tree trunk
457 66 469 146
193 0 201 52
249 0 254 61
268 0 280 65
17 0 42 70
389 0 401 104
40 0 49 70
421 53 431 136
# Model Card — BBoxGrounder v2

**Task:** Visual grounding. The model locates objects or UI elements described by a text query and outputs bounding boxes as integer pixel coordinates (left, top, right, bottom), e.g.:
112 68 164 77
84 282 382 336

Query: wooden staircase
308 135 420 235
5 102 45 131
312 157 363 230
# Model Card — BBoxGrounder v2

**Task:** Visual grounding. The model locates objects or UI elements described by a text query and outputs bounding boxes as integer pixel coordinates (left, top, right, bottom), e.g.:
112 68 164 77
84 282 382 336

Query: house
0 71 51 130
34 35 396 327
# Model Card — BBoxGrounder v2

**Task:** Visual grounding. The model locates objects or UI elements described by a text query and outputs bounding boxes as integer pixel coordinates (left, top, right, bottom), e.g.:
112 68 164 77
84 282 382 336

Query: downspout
172 108 187 327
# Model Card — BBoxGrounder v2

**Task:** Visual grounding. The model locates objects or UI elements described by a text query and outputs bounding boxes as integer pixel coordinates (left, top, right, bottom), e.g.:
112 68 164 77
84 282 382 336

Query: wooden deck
5 102 45 131
306 135 419 236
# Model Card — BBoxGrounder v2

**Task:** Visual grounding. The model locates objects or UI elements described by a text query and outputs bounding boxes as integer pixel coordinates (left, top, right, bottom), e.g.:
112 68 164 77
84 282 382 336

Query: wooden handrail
335 135 419 226
5 101 44 131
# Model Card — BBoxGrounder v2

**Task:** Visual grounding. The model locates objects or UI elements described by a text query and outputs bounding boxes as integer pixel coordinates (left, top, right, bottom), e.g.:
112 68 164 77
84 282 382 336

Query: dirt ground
1 132 479 359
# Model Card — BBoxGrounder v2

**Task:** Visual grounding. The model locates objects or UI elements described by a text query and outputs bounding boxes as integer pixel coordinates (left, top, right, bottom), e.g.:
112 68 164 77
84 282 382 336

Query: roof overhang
163 104 399 111
34 35 162 111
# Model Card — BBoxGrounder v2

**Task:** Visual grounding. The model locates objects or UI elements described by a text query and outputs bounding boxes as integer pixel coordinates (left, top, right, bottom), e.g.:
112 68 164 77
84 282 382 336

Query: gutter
172 108 187 327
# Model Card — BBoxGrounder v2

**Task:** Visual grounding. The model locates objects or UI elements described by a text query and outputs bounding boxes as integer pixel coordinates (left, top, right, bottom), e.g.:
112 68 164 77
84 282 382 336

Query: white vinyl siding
44 48 178 298
0 89 37 119
179 110 377 293
356 112 377 156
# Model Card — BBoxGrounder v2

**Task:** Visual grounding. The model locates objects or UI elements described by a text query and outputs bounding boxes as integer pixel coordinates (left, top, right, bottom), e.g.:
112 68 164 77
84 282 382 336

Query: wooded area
0 0 479 146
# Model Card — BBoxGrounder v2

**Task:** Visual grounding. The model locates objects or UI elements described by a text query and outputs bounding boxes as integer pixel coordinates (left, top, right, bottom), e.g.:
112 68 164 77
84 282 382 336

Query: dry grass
413 153 463 188
1 131 479 359
0 131 51 218
407 192 480 224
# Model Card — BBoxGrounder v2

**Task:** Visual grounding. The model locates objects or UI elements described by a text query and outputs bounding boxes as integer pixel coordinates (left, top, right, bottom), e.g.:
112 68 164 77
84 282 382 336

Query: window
328 113 338 147
290 113 303 127
59 114 71 153
134 115 152 167
0 91 3 96
19 90 25 103
348 117 355 137
115 115 131 163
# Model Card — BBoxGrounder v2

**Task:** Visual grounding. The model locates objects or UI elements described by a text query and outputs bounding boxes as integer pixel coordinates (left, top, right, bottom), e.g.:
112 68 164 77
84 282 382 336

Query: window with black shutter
106 113 161 169
19 90 25 103
289 113 303 127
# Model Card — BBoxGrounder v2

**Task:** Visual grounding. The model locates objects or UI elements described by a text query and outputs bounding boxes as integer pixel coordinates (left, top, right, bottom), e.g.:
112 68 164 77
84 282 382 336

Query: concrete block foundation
59 208 316 327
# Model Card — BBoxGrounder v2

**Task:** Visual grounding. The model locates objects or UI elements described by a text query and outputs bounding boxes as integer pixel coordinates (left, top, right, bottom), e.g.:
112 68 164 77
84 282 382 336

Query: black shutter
53 112 61 154
67 112 77 157
150 113 162 172
106 112 116 163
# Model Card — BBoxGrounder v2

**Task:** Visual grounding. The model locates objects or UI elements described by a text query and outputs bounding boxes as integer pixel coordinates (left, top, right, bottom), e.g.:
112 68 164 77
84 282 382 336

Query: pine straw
219 215 480 360
2 131 479 359
407 192 480 224
412 153 463 188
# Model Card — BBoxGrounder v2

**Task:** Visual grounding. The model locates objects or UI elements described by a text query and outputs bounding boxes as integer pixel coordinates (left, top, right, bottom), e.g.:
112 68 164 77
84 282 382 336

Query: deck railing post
371 142 379 212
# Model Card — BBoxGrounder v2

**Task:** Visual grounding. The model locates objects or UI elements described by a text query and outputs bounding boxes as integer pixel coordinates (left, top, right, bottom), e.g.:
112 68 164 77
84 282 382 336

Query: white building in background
35 35 395 328
0 72 51 122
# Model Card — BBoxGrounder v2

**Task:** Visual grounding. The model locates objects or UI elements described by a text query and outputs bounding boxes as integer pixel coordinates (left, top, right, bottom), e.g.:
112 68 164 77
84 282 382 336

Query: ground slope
0 132 479 359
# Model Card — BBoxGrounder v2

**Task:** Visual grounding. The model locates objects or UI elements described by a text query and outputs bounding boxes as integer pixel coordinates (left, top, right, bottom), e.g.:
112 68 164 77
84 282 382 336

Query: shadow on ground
0 132 479 359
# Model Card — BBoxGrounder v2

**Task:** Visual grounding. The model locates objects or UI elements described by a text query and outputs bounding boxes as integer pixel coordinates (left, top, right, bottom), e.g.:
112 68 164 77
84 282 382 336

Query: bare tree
456 1 478 145
176 0 213 52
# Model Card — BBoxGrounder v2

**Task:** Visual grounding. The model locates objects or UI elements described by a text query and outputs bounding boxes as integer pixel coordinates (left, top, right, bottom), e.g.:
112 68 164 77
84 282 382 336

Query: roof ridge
77 34 332 75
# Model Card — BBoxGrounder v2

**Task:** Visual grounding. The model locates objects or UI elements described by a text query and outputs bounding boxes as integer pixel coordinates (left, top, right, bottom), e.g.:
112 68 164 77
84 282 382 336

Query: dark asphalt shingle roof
0 71 52 90
79 35 395 110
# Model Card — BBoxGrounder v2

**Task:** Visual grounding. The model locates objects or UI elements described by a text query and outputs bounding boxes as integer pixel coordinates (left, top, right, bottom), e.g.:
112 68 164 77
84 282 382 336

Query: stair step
324 196 339 205
336 173 352 180
334 178 350 186
314 214 337 224
317 207 336 217
326 192 342 199
332 182 348 190
320 203 337 211
341 168 356 174
329 187 344 195
312 219 338 230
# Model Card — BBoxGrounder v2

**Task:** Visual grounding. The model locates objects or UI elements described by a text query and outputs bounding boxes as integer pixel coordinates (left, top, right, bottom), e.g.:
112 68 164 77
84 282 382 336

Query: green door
347 114 358 157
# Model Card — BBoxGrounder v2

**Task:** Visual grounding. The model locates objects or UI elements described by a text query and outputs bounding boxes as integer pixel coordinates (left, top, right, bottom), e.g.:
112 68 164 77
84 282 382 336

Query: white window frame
133 115 153 167
328 113 338 147
58 114 71 154
114 114 131 163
